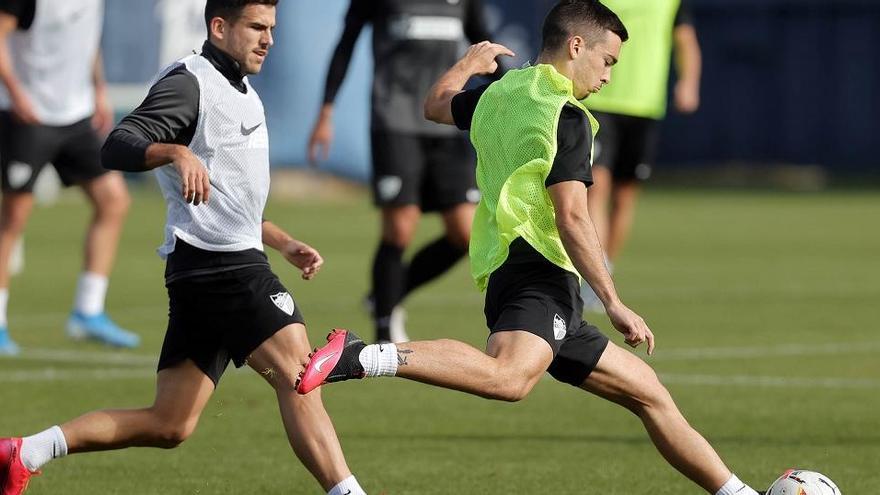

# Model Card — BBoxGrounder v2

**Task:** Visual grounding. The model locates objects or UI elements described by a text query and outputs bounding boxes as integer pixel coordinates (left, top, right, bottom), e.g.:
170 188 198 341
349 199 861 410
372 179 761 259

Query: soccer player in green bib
299 2 763 493
581 0 702 310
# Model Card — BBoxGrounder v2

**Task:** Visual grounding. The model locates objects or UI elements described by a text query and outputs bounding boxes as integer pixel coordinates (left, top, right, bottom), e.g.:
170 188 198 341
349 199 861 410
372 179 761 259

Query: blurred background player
0 0 138 354
581 0 701 310
308 0 498 343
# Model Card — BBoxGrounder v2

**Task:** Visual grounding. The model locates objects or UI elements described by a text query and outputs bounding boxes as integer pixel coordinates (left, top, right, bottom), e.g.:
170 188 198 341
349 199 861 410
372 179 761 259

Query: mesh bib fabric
469 64 598 290
152 54 270 259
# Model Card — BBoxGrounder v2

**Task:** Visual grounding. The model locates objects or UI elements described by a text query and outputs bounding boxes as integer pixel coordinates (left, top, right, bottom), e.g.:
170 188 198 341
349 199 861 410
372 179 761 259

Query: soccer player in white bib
0 2 366 494
0 0 138 354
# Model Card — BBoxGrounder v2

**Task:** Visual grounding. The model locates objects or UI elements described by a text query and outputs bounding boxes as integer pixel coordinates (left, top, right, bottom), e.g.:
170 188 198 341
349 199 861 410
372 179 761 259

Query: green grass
1 187 878 494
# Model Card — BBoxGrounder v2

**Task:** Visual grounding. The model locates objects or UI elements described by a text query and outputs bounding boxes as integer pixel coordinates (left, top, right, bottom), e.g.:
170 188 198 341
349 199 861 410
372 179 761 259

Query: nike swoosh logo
313 352 337 373
241 122 263 136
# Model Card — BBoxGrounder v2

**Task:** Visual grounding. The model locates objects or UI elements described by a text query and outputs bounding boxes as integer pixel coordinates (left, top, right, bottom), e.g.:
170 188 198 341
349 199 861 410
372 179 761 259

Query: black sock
371 242 405 342
402 236 466 300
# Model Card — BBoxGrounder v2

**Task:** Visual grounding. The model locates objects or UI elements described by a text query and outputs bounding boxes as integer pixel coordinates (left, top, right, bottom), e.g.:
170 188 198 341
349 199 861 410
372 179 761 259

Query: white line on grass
11 348 156 366
0 368 154 383
660 373 880 390
652 341 880 361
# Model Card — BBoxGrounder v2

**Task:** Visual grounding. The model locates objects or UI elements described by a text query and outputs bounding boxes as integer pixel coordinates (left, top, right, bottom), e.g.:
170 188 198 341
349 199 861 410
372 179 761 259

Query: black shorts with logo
484 247 609 386
592 111 661 182
370 130 479 212
158 265 305 386
0 112 108 193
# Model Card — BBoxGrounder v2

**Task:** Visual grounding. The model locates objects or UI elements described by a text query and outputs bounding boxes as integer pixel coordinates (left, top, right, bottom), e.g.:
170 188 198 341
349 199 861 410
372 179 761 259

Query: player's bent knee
153 422 197 449
487 375 535 402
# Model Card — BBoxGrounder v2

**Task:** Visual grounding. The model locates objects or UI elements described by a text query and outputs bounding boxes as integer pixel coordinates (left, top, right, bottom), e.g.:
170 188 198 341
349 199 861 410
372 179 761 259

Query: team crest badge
553 314 566 340
270 292 295 316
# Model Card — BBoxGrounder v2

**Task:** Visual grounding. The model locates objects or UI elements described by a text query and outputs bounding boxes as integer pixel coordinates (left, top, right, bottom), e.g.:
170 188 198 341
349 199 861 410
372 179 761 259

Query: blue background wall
103 0 880 179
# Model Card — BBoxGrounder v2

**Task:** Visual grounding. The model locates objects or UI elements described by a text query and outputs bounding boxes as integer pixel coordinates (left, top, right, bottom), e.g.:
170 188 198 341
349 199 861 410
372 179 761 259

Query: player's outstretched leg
247 323 366 495
67 172 138 348
298 329 553 403
1 360 214 494
580 342 761 495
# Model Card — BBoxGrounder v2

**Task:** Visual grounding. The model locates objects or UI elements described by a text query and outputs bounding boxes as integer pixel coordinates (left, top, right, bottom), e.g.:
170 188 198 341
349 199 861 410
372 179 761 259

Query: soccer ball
767 469 841 495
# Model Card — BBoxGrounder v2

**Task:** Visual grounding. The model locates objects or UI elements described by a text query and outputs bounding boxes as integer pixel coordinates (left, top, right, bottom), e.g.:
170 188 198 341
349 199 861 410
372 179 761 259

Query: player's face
572 30 622 100
215 5 276 75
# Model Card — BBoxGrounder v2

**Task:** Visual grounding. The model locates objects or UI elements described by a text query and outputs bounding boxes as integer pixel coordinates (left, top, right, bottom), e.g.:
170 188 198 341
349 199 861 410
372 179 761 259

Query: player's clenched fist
606 301 655 355
460 41 515 76
171 147 211 206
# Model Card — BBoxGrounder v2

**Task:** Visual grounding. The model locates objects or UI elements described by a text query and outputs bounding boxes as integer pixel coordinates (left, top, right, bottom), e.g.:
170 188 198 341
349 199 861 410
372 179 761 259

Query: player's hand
92 90 115 136
674 80 700 113
605 301 655 355
171 147 210 206
461 41 515 76
10 90 40 125
281 240 324 280
307 107 334 165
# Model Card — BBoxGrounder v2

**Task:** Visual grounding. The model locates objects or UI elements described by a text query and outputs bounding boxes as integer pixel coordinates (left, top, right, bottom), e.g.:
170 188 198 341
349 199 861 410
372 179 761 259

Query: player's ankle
359 343 398 377
327 475 366 495
716 474 759 495
21 425 68 472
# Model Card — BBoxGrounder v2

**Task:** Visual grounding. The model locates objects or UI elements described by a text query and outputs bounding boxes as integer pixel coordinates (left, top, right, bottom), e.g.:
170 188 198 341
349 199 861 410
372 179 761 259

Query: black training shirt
323 0 494 137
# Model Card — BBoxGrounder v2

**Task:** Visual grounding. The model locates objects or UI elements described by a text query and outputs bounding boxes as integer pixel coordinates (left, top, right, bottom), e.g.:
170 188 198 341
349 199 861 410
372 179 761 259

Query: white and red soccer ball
766 469 840 495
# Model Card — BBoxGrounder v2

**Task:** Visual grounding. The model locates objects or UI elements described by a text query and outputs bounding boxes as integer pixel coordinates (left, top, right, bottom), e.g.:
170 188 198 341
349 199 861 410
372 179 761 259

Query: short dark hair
204 0 278 29
541 0 628 53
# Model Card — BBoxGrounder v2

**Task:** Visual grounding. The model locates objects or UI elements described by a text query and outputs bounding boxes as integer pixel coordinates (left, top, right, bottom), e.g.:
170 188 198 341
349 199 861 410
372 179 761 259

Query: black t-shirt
451 82 594 264
0 0 35 30
323 0 494 136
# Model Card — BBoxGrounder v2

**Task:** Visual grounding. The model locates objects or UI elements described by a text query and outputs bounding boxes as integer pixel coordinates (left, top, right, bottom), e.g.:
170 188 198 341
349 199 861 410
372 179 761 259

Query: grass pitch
1 186 877 494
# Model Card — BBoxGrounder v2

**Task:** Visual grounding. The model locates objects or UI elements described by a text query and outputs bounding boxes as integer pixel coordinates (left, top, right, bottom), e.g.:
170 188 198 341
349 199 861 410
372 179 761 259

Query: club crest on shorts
270 291 295 316
8 161 33 189
553 313 566 340
377 176 402 201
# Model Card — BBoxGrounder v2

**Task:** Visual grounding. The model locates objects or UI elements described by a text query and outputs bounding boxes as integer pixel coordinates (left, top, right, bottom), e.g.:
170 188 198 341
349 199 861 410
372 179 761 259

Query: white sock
716 474 759 495
0 288 8 327
358 343 398 378
74 272 108 316
20 426 68 472
327 475 366 495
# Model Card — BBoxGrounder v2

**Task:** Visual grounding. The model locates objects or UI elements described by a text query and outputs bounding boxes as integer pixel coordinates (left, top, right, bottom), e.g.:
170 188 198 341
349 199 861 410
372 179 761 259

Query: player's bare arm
0 11 38 124
262 221 324 281
547 181 655 354
91 50 114 135
424 41 514 125
308 103 334 163
672 23 701 113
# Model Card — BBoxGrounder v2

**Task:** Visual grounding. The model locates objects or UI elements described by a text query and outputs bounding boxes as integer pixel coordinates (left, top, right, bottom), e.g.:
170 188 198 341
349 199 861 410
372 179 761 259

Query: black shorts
484 255 609 386
592 111 660 182
370 130 479 212
0 112 108 193
158 265 305 386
